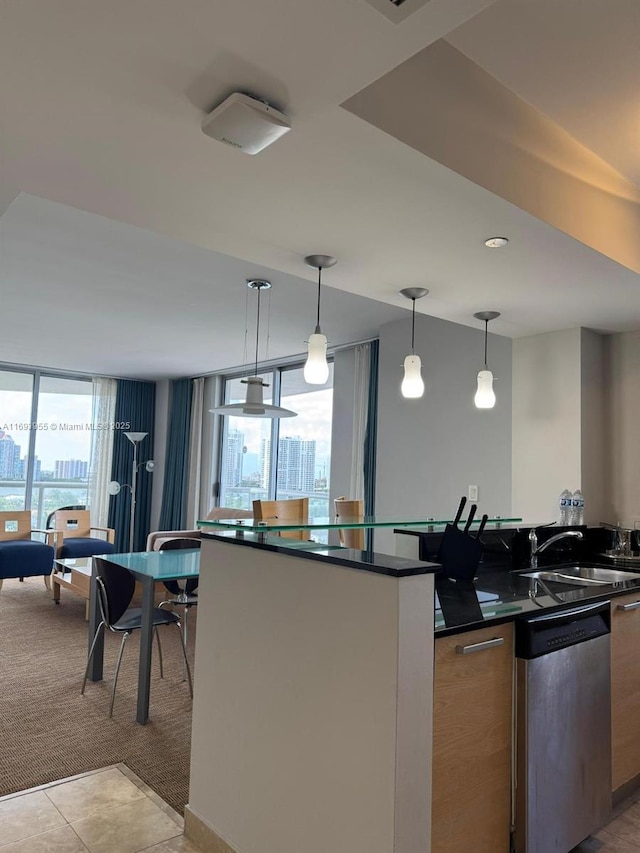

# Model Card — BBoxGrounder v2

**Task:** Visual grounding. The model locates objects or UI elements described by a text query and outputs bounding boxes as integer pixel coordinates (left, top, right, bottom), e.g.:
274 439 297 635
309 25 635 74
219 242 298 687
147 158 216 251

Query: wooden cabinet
432 623 513 853
611 591 640 791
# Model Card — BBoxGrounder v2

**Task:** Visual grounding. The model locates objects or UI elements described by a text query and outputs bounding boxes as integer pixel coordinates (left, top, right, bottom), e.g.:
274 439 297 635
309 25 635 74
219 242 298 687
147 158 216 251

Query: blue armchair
0 511 55 592
50 509 116 559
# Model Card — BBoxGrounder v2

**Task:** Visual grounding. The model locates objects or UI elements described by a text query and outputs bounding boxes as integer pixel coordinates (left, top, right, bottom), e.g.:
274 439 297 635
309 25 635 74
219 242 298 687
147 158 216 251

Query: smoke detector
201 92 291 155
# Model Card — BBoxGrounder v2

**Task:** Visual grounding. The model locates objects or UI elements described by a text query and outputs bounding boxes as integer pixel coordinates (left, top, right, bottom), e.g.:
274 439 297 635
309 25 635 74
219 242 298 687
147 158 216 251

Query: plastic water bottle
570 489 585 526
559 489 572 525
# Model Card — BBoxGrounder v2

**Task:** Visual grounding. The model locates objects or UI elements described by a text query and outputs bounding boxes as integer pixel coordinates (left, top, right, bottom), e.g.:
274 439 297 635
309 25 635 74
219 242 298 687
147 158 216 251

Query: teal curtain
159 378 193 531
108 380 156 551
364 340 379 549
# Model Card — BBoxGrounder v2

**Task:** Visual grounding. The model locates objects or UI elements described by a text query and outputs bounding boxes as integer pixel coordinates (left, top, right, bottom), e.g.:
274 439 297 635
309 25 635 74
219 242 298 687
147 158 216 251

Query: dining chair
158 538 201 680
334 497 365 549
252 498 309 540
82 557 193 717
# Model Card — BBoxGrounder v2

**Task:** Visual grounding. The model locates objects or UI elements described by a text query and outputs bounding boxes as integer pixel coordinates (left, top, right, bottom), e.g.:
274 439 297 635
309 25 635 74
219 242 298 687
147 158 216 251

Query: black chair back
159 539 200 596
94 557 135 627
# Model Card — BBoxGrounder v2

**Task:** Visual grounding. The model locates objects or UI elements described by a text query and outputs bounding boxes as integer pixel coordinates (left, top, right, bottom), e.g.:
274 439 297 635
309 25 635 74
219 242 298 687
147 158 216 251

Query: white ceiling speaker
201 92 291 155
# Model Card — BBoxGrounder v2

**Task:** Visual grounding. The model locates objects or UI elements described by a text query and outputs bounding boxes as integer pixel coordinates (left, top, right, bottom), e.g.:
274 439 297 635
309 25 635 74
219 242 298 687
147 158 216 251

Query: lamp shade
401 354 424 399
474 369 496 409
304 333 329 384
124 431 148 445
210 376 297 419
107 480 122 496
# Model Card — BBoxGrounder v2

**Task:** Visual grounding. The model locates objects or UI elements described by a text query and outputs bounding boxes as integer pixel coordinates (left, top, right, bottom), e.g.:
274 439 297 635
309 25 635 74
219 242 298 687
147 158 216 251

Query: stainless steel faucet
528 528 584 569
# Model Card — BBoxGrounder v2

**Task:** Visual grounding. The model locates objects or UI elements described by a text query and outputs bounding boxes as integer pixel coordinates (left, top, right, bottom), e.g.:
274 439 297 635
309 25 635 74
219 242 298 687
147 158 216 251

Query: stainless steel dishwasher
515 600 612 853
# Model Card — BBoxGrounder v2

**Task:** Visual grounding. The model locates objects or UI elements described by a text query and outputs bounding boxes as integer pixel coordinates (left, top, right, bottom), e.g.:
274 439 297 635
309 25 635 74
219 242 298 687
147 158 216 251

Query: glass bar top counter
198 515 522 533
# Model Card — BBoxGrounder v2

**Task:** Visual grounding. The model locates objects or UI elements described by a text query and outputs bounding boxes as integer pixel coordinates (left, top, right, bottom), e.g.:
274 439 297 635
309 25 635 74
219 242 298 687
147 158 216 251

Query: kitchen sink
519 565 640 586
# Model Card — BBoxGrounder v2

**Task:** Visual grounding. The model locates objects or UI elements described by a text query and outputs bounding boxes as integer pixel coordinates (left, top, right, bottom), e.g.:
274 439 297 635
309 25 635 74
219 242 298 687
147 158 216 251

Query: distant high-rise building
260 438 271 489
277 437 316 493
54 459 88 479
223 430 245 488
0 433 21 479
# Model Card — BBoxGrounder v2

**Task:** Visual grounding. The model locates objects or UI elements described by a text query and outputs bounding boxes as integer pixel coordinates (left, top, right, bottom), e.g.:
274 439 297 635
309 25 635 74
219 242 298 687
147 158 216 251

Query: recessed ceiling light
484 236 509 248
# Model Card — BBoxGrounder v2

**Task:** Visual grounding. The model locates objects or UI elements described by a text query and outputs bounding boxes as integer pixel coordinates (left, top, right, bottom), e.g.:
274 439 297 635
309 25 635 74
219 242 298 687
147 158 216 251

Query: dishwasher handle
516 599 610 660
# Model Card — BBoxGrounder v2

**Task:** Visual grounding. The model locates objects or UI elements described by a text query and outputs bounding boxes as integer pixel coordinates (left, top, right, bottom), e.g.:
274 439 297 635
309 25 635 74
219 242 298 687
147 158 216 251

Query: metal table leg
87 559 103 681
136 577 155 724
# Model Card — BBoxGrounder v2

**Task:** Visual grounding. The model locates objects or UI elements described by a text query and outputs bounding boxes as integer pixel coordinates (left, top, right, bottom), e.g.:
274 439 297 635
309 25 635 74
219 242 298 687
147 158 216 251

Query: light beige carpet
0 577 194 814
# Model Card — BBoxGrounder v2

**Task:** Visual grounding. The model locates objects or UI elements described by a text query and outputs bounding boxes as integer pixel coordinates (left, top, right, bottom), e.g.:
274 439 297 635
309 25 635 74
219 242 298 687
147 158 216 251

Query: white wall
512 328 607 525
604 330 640 527
512 329 582 523
376 314 512 552
581 329 606 524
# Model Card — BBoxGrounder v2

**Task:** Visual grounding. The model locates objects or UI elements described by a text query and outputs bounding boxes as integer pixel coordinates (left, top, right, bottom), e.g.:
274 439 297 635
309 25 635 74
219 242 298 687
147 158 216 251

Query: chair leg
110 632 130 718
0 579 3 592
181 607 190 681
154 626 164 679
43 573 51 591
175 621 193 699
81 622 105 694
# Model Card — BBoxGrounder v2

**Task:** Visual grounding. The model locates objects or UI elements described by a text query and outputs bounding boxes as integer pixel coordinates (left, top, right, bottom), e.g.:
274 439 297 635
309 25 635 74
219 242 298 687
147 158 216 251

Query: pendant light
399 287 429 398
210 280 297 418
473 311 500 409
303 254 337 384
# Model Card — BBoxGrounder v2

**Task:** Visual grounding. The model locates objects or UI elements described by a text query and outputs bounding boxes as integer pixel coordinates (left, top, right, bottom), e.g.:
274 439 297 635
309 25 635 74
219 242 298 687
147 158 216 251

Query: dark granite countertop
202 530 440 578
434 567 640 636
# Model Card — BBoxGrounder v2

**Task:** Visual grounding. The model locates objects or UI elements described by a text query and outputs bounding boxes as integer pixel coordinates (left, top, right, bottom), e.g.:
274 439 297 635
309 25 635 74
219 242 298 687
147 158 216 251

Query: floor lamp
108 432 155 551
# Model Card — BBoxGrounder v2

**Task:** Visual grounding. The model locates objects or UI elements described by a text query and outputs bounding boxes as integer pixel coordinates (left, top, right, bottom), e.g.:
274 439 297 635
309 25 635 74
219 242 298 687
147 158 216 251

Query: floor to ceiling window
218 363 334 521
0 370 35 512
30 376 93 528
0 367 93 527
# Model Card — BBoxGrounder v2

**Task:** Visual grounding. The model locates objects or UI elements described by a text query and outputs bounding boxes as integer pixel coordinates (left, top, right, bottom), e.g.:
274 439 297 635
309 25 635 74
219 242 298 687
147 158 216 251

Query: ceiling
0 0 638 378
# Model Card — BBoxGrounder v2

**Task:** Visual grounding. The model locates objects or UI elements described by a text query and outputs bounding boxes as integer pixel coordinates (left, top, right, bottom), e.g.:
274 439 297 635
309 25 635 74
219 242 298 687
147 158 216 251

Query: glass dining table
86 549 200 725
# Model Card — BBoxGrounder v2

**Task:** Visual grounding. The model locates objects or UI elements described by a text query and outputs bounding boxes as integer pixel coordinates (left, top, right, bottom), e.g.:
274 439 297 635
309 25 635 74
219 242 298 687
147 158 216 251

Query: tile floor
0 765 201 853
573 796 640 852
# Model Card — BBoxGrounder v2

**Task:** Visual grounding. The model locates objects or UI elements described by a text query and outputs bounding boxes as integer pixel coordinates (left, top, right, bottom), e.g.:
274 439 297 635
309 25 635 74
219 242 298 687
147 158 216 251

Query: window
218 364 334 522
0 370 35 511
30 376 93 528
0 367 93 527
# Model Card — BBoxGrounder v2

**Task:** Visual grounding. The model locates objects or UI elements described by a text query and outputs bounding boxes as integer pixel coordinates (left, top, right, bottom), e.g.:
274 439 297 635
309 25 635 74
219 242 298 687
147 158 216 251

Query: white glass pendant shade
474 369 496 409
401 354 425 399
210 376 297 419
107 480 122 496
304 332 329 384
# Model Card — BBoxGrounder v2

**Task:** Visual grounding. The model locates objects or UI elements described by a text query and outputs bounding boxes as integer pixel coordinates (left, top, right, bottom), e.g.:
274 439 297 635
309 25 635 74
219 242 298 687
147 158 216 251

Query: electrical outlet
468 485 479 502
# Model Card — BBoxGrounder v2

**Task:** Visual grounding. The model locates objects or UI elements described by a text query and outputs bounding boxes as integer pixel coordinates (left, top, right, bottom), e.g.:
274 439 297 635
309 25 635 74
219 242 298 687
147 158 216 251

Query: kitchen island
186 528 439 853
185 520 640 853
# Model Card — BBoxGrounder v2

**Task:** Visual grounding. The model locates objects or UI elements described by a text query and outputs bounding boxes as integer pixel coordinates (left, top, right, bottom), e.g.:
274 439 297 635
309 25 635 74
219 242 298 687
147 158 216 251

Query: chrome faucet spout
529 529 584 569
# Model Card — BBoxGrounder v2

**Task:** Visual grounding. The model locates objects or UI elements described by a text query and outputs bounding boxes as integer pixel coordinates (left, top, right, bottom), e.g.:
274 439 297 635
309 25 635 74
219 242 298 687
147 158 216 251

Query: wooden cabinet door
611 592 640 791
432 623 513 853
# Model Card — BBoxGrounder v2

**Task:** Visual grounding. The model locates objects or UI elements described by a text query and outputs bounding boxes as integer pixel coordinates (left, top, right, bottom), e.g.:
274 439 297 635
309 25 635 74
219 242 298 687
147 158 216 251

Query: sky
0 388 93 468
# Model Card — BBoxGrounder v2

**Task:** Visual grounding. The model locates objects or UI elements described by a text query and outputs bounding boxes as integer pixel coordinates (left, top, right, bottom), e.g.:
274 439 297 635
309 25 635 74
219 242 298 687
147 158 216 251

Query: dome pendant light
210 280 297 419
399 287 429 398
303 254 337 385
473 311 500 409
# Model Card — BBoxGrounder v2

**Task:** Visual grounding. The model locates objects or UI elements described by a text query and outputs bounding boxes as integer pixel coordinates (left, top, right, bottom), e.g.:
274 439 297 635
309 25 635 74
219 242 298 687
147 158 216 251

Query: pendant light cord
315 267 322 333
254 285 261 377
411 298 416 353
484 319 488 368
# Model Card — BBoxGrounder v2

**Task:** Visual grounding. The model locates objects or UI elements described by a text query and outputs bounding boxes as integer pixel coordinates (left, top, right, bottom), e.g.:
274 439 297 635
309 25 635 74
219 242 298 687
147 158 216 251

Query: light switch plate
468 485 479 502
